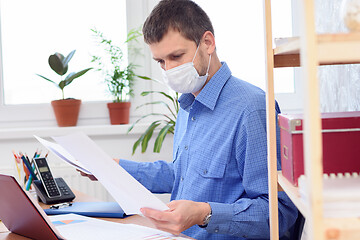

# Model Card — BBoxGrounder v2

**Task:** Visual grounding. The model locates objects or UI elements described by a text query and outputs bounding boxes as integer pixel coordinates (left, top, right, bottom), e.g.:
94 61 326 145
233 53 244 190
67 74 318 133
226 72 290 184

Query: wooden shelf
278 172 360 239
273 33 360 67
277 172 308 218
323 218 360 240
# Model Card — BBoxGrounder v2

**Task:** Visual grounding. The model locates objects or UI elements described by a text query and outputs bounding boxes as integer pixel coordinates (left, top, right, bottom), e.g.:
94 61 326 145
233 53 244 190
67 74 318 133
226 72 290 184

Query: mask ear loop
192 44 200 63
205 54 212 75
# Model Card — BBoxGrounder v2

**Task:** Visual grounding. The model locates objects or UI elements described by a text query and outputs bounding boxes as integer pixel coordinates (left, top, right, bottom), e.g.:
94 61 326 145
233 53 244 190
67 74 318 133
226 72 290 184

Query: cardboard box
279 111 360 186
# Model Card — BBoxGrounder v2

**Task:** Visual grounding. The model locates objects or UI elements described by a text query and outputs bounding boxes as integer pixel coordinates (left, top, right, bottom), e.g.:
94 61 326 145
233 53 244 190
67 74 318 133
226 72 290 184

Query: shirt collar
178 62 231 111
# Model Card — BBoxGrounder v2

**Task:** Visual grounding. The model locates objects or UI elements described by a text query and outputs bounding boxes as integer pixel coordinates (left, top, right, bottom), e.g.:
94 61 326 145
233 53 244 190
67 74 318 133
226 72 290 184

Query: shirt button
184 146 188 150
203 170 208 174
191 116 196 121
181 177 184 181
215 227 219 233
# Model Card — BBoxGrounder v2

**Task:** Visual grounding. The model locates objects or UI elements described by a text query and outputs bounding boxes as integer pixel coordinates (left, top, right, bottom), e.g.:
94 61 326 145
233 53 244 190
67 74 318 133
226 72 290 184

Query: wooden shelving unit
274 33 360 67
263 1 360 239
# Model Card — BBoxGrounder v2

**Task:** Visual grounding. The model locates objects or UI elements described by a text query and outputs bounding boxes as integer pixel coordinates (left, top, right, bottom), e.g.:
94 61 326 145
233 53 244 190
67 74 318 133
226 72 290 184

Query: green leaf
36 74 55 84
154 123 173 153
137 75 162 84
141 91 173 102
127 113 169 134
132 137 142 155
48 53 67 76
62 50 76 68
58 80 66 90
131 121 160 155
136 101 176 119
64 68 93 86
141 121 161 153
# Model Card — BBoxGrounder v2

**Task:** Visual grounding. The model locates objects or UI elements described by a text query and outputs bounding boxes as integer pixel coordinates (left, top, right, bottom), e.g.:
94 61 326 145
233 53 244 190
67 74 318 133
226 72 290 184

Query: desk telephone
32 157 75 204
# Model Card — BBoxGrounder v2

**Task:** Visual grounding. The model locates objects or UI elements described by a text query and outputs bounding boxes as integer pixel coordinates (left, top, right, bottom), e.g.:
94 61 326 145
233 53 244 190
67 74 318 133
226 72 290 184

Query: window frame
0 0 160 128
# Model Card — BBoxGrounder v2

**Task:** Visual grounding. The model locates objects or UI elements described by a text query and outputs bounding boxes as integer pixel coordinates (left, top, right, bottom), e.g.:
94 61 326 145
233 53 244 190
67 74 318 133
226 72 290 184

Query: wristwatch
198 209 212 228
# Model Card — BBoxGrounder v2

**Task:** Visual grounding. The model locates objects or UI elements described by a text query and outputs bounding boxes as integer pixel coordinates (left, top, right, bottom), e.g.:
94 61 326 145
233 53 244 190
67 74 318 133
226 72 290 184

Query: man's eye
157 59 164 64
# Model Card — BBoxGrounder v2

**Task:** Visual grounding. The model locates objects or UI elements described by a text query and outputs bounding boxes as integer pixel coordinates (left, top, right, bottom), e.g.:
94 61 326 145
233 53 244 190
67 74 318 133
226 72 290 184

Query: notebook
44 202 127 218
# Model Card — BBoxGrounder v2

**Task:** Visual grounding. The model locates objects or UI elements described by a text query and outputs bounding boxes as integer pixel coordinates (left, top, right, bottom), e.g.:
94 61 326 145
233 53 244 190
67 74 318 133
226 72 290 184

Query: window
0 0 127 104
193 0 302 113
0 0 155 128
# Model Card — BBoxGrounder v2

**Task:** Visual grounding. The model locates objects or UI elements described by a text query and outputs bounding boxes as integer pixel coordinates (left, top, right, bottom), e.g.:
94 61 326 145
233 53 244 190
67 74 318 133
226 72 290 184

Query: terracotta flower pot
51 99 81 127
107 102 131 125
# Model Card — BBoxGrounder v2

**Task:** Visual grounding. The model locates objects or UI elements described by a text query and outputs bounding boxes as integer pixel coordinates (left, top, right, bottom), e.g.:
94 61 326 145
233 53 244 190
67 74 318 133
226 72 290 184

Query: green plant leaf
131 121 160 155
136 101 176 119
62 50 76 68
127 113 169 133
64 68 93 86
141 121 161 153
36 74 59 88
58 80 66 90
132 137 143 155
137 75 163 84
154 123 173 153
48 53 67 76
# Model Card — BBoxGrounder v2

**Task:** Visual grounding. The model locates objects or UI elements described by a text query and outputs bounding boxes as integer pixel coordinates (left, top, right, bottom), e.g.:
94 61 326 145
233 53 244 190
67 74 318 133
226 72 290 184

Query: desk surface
0 190 193 240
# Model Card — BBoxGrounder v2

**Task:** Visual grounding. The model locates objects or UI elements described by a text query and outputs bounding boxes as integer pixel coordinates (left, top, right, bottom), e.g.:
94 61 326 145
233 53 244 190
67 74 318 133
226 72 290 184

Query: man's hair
143 0 214 45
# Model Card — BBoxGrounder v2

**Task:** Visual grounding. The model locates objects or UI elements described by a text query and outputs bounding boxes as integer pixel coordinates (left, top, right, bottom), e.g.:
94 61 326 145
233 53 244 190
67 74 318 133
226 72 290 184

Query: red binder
0 174 61 240
279 111 360 186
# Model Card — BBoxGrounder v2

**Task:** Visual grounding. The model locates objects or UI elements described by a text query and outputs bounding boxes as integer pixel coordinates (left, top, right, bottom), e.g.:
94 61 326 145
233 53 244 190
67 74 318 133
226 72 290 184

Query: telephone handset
33 157 75 204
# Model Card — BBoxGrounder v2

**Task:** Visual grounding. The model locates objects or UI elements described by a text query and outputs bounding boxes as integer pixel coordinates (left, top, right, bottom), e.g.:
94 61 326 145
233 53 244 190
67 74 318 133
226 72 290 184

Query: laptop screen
0 174 60 240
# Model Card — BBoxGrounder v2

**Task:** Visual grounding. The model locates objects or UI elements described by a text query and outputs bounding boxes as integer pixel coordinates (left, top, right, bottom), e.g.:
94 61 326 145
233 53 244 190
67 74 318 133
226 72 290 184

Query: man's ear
202 31 216 55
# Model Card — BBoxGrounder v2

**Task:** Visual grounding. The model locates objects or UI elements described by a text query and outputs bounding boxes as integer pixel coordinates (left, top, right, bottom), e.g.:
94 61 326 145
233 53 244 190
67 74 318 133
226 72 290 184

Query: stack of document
298 173 360 218
50 213 189 240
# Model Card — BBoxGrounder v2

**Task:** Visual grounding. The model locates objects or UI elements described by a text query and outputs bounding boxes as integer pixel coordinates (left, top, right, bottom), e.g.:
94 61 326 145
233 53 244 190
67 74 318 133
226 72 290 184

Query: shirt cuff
205 202 233 234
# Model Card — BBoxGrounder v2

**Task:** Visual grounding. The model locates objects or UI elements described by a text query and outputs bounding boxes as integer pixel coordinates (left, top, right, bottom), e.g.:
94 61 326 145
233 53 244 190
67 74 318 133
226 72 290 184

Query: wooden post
263 0 279 239
299 0 324 239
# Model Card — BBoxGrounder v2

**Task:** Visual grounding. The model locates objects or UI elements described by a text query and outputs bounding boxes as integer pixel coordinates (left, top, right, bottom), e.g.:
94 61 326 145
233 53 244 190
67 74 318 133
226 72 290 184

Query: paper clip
50 202 73 209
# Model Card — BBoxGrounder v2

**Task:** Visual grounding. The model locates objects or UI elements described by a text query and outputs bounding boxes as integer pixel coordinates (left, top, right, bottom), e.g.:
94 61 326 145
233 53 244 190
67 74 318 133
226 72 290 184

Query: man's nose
164 61 177 71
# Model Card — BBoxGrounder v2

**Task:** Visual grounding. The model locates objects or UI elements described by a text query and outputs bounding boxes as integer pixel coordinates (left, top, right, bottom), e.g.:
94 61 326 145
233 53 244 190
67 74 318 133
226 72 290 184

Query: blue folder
44 202 127 218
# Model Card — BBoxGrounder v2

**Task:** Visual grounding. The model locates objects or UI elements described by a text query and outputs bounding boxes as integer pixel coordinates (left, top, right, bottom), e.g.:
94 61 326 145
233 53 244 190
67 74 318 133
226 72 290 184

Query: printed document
50 213 189 240
35 132 168 214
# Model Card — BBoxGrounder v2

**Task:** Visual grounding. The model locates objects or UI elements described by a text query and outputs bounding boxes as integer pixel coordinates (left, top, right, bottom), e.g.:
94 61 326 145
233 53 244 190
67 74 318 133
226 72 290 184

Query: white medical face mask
161 45 212 93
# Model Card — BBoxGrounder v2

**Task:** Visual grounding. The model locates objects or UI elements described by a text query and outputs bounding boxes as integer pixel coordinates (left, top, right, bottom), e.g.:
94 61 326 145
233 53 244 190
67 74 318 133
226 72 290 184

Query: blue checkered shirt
120 62 297 239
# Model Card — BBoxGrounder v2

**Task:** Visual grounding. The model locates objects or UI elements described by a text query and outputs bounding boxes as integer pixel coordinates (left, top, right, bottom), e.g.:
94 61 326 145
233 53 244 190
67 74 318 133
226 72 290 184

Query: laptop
0 174 63 240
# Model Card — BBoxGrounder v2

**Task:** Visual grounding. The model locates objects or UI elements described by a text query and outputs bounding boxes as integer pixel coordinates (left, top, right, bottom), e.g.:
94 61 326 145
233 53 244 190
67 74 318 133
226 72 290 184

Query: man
84 0 298 239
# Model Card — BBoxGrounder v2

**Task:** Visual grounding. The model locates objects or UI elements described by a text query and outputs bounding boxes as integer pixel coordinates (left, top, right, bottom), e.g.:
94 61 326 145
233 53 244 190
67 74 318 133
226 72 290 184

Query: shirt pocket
194 157 227 179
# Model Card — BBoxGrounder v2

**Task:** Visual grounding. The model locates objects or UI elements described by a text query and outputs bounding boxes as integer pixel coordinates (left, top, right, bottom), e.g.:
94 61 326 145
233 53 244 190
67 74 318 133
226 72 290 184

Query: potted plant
128 77 179 154
37 50 92 127
91 28 142 125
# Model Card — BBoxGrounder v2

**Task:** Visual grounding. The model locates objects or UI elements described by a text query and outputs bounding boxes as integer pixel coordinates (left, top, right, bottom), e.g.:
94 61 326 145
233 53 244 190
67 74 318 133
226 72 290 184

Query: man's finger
145 216 182 236
141 208 174 222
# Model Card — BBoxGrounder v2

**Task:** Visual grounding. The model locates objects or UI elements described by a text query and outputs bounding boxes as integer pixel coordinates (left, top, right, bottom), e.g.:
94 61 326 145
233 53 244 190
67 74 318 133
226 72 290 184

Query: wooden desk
0 190 193 240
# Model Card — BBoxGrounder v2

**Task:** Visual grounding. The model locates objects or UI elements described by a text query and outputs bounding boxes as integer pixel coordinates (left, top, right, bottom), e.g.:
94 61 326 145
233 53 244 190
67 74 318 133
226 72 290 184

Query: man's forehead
149 30 196 58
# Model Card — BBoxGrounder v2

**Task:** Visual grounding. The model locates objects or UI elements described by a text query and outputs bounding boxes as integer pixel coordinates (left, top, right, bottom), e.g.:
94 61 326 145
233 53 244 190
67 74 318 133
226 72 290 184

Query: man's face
149 29 208 75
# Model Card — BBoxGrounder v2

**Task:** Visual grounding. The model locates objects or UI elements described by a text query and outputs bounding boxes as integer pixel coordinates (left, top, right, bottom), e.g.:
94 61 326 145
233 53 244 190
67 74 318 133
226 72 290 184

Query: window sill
0 123 151 140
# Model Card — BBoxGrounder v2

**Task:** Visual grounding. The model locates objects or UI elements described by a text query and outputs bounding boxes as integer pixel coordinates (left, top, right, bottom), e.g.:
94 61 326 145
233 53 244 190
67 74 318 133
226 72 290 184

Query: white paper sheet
50 132 168 214
34 135 91 174
50 214 188 240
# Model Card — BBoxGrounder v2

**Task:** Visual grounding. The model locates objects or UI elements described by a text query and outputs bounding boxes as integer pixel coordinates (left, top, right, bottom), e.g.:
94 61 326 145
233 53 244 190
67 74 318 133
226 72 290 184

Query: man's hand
140 200 211 235
77 158 121 181
77 169 98 181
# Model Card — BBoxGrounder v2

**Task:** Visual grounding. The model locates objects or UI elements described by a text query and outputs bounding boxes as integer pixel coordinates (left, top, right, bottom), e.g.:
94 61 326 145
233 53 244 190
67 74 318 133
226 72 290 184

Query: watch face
204 212 212 225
